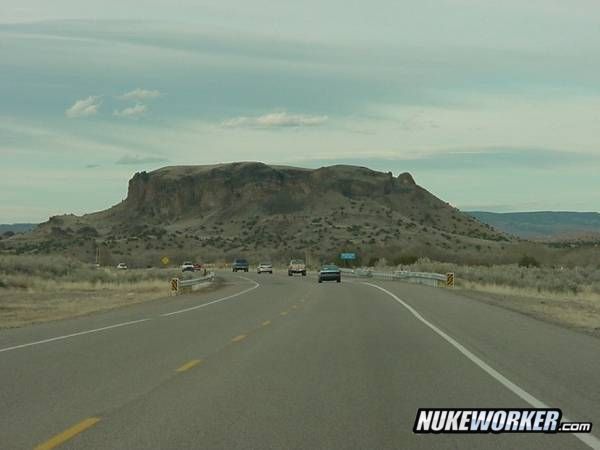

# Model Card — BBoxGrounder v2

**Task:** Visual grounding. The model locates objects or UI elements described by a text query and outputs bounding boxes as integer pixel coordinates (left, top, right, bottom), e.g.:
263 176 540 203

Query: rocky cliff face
115 162 443 221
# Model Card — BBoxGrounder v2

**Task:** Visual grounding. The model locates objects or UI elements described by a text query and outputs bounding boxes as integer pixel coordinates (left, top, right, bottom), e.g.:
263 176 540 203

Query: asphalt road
0 272 599 449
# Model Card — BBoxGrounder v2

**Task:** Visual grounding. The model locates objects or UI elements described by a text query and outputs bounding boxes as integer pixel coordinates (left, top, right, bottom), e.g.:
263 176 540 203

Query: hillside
468 211 600 240
2 162 513 266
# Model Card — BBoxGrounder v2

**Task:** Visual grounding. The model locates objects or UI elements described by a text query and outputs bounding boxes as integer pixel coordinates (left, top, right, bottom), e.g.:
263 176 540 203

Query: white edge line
0 276 260 354
161 276 260 317
364 282 600 450
0 318 151 354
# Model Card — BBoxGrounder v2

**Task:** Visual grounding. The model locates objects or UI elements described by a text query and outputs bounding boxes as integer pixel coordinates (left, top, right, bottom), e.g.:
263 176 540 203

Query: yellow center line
231 334 247 342
35 417 101 450
175 359 203 373
261 320 271 326
292 305 298 309
280 311 288 316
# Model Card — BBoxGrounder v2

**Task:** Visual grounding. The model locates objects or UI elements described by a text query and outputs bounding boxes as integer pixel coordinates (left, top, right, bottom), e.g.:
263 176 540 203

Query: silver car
257 262 273 274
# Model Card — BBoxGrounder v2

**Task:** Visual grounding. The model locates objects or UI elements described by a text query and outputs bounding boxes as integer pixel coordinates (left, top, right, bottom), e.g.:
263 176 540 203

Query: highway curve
0 272 598 449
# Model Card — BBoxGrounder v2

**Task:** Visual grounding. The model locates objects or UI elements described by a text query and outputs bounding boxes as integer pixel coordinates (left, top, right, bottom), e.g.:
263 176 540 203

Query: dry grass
0 283 171 328
396 259 600 336
457 282 600 337
406 258 600 296
0 255 183 328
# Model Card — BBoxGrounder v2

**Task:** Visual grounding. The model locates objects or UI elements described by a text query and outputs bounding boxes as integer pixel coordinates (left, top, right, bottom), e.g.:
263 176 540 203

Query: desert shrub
518 255 540 268
393 254 419 266
400 258 600 295
263 193 304 214
76 226 99 237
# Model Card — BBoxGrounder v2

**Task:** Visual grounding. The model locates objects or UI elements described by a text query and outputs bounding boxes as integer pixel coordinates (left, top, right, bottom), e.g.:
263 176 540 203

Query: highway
0 272 599 449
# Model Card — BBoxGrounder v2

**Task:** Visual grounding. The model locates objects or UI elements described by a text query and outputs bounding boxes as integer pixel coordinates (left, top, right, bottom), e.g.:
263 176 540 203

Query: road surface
0 272 598 449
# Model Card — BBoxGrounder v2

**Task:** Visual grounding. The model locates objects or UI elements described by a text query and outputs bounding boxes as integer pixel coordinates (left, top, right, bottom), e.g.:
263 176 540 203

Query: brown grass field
399 258 600 337
458 283 600 338
0 255 186 328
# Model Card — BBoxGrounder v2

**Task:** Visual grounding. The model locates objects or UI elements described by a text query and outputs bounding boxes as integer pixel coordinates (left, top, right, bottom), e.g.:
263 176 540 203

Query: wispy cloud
118 88 161 101
65 96 102 118
113 103 148 118
222 111 328 128
115 154 166 165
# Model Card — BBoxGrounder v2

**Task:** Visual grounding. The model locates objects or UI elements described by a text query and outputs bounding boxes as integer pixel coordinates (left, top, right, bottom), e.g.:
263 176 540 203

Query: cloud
115 154 166 165
118 88 161 101
65 96 102 118
113 103 147 118
222 111 328 128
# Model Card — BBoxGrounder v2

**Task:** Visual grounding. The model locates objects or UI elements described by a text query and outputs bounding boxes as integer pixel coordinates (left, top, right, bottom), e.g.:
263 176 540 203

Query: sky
1 0 599 222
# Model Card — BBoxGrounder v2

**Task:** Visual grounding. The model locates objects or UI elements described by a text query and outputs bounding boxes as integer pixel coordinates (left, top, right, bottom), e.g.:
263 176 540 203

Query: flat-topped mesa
13 161 510 264
121 162 422 219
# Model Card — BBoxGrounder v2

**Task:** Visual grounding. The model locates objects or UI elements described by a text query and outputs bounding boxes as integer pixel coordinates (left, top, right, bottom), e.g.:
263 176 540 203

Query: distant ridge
0 223 37 234
467 211 600 239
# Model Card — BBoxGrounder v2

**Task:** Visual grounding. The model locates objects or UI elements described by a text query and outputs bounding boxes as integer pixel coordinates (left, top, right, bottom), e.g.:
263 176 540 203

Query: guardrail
170 272 215 295
340 268 454 288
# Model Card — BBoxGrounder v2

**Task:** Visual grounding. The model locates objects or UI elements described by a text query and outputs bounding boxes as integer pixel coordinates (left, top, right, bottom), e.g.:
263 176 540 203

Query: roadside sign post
446 272 455 288
170 278 179 295
340 252 357 268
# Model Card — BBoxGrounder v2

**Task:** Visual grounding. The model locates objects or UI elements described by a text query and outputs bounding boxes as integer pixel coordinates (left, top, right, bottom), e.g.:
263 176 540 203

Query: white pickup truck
288 259 306 276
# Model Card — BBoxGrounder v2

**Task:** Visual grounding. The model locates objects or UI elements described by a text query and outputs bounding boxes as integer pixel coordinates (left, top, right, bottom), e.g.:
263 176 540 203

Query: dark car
232 258 249 272
318 264 341 283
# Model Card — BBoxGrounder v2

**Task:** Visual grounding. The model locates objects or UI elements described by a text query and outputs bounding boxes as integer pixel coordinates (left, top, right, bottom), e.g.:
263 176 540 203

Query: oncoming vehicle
288 259 306 276
181 261 194 272
257 262 273 274
232 258 249 272
318 264 341 283
116 262 128 270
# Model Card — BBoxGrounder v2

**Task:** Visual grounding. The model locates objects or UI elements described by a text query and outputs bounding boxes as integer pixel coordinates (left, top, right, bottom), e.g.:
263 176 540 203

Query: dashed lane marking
35 417 101 450
176 359 203 372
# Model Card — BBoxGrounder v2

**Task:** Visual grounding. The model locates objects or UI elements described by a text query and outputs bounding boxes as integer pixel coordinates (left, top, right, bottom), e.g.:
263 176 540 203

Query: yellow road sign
161 256 170 266
446 272 455 287
170 278 179 292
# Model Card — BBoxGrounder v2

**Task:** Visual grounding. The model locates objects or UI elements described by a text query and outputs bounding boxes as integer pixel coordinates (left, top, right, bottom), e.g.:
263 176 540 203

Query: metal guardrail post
170 272 215 295
340 267 451 287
